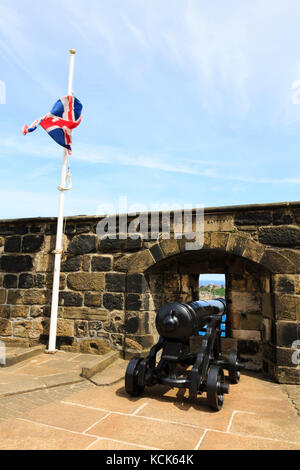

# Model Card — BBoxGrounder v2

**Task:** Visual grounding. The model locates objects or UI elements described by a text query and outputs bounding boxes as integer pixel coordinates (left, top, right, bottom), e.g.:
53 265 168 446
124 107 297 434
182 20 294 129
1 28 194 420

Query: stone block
34 253 54 272
237 339 261 356
240 313 262 330
19 273 44 289
4 236 21 253
67 272 105 291
124 334 154 352
102 293 124 310
234 210 272 226
127 250 155 273
30 305 55 318
3 274 17 289
22 235 44 253
75 320 89 338
231 291 261 314
210 232 229 250
82 255 91 271
149 243 165 262
99 237 123 253
63 307 108 321
84 292 102 307
104 310 125 333
91 255 113 272
61 255 82 272
125 293 142 311
0 255 33 272
231 329 261 341
159 239 180 257
276 321 299 347
105 273 126 292
126 273 150 293
13 319 45 340
273 209 294 225
243 240 265 263
0 305 10 318
258 225 300 247
68 235 97 254
124 236 143 252
113 254 131 272
275 345 300 367
272 274 296 293
7 289 48 305
0 289 6 304
79 338 111 355
88 320 103 337
109 333 124 350
59 291 83 307
125 312 151 335
39 318 74 337
45 274 66 290
0 318 12 336
226 233 249 256
261 293 273 318
10 305 30 318
261 250 295 274
0 224 28 235
274 293 300 321
75 223 93 234
204 214 234 232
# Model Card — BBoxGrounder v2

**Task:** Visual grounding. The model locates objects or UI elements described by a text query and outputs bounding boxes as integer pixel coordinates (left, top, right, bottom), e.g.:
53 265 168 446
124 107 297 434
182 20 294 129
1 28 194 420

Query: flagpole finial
69 49 76 54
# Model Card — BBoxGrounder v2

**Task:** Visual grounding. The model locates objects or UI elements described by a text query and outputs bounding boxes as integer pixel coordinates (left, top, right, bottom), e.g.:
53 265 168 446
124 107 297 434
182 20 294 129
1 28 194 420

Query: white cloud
2 136 299 185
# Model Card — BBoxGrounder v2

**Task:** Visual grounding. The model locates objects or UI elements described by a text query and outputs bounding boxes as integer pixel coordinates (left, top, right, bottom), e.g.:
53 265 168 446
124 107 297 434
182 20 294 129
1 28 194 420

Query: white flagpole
47 49 76 353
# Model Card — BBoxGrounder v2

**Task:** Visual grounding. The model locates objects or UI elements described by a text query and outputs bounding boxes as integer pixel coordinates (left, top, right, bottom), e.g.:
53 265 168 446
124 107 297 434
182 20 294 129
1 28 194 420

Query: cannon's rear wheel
125 357 144 396
206 365 226 411
228 350 241 384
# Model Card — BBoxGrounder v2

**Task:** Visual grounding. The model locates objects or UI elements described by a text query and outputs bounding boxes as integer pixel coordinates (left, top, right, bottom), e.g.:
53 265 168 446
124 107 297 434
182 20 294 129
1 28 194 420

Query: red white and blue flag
22 95 82 154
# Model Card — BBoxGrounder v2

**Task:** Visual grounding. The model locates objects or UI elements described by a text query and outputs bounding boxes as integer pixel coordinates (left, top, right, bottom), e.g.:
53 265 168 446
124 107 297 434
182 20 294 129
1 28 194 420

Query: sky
0 0 300 220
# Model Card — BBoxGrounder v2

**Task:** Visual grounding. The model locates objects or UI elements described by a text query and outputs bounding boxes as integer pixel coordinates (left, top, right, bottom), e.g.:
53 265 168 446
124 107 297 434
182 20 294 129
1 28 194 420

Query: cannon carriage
125 298 243 411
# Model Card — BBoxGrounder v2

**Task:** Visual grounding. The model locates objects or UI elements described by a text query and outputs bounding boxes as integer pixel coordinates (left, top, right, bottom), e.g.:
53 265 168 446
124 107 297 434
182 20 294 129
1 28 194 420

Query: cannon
125 298 243 411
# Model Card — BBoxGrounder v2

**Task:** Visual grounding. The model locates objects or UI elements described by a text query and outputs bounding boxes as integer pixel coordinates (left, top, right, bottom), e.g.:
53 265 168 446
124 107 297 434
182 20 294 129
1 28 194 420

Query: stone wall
0 201 300 384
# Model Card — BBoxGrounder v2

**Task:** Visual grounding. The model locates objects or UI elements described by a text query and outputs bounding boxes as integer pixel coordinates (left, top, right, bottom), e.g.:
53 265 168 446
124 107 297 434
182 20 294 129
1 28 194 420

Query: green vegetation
199 284 225 297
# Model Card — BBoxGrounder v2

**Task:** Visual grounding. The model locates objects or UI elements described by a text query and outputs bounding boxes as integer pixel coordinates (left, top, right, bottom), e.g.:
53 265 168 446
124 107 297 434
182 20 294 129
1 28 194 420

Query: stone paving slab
0 359 299 450
0 350 118 397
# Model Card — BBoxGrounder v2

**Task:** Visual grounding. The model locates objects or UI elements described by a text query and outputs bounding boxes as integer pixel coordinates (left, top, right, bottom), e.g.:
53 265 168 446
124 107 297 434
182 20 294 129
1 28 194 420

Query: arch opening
145 248 273 373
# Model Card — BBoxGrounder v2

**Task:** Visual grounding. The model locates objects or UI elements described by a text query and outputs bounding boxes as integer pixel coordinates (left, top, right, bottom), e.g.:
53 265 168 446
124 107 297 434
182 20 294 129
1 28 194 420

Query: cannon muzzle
156 298 226 340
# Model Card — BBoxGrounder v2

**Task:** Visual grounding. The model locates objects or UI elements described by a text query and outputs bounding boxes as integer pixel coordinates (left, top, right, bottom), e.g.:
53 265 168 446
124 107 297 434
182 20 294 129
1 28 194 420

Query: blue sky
0 0 300 219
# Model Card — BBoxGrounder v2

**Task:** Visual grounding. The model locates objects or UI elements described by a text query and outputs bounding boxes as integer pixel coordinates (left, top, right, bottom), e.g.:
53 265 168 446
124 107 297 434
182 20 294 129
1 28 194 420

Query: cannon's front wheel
206 365 227 411
125 357 145 396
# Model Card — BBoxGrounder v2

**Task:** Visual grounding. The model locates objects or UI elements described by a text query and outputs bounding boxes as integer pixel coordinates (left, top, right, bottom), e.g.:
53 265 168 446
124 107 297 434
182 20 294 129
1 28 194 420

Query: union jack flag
22 95 82 154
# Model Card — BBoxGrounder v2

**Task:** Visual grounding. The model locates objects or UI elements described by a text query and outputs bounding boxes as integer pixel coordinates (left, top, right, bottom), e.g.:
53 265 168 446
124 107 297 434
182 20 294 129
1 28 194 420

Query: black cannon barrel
156 298 226 340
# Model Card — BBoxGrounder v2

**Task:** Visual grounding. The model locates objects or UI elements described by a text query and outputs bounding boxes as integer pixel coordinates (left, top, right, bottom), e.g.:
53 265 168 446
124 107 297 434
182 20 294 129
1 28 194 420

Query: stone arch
124 233 300 384
126 232 299 274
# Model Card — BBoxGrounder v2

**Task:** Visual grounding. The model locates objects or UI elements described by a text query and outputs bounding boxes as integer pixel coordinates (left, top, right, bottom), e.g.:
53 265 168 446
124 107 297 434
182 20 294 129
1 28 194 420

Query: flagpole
47 49 76 353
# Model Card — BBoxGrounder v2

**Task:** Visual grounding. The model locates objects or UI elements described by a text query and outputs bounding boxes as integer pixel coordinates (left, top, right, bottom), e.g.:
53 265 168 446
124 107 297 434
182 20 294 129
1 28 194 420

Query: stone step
80 350 119 379
0 345 46 368
88 358 128 386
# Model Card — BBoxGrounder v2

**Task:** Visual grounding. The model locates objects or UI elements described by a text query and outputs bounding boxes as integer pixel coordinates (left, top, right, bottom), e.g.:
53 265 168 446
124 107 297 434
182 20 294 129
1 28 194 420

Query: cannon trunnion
125 298 243 411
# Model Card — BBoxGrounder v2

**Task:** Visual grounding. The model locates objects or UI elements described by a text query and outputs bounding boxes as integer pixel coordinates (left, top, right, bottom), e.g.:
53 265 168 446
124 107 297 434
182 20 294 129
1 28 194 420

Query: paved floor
0 352 299 450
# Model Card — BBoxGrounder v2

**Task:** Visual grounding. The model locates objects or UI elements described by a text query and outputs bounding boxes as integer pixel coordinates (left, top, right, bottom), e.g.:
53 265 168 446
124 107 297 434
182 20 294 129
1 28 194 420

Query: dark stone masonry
0 201 299 384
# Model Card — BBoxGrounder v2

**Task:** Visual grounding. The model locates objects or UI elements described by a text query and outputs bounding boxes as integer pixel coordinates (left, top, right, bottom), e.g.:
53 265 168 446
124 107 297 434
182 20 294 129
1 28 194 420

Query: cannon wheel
228 350 241 384
125 357 145 396
206 365 225 411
